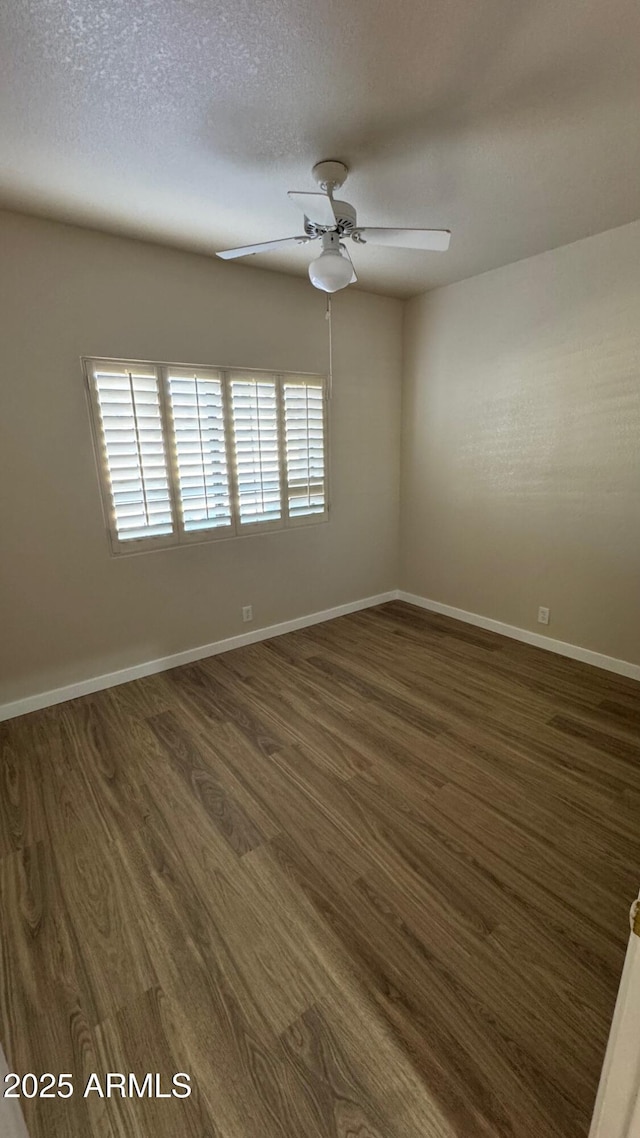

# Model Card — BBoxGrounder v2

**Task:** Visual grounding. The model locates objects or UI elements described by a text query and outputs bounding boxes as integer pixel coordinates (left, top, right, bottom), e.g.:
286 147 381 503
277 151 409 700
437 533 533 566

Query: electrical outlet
537 606 550 626
242 605 253 623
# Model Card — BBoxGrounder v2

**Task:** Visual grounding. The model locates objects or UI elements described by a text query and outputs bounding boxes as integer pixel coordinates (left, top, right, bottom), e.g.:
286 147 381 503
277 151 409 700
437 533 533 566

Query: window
84 358 328 553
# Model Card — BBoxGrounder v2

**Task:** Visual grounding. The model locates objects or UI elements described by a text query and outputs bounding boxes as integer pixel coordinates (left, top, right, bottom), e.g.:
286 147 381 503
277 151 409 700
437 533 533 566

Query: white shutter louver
167 369 232 533
283 381 326 518
91 363 174 544
230 376 282 525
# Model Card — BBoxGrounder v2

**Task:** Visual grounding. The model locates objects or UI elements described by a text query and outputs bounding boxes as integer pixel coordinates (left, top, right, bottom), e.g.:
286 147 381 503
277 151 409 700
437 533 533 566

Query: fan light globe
308 248 353 293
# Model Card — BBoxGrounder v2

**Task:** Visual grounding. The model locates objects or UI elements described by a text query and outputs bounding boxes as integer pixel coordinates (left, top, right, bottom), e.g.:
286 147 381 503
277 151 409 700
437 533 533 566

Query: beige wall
0 212 402 703
401 221 640 666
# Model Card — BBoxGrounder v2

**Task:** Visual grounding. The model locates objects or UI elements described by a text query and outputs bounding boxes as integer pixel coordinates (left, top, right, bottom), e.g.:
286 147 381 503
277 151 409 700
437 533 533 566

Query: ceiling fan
216 160 451 293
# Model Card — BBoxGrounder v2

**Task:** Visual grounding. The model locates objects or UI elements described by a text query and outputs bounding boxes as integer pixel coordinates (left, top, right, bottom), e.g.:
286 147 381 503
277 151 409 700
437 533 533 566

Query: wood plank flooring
1 601 639 1138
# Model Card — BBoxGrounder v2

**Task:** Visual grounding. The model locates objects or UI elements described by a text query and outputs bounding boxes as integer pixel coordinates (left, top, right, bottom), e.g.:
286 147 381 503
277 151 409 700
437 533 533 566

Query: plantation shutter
230 375 282 525
283 381 326 518
167 368 233 534
89 361 174 546
86 359 328 552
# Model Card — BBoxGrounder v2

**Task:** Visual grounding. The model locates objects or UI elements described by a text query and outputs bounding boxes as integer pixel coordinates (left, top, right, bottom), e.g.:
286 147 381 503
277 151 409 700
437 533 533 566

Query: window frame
83 356 330 556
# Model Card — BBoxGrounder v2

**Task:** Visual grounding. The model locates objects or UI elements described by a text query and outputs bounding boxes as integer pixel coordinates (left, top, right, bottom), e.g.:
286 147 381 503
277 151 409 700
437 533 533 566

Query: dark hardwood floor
1 601 639 1137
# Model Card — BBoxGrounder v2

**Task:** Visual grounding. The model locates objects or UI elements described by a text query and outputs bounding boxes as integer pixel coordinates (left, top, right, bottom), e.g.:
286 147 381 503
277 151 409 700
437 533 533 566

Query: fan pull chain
326 294 333 400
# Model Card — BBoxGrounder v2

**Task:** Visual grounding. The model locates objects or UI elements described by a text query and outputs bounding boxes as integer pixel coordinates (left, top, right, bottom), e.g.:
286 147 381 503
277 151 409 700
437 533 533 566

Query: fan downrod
312 160 348 194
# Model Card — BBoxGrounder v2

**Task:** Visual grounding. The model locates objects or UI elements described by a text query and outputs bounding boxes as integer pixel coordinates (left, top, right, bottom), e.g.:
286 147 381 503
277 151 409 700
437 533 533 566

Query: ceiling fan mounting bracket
312 159 348 193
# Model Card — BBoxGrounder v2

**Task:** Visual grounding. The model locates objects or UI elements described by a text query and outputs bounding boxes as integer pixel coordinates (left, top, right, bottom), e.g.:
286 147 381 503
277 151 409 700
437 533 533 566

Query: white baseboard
3 587 637 722
0 591 398 723
398 591 640 682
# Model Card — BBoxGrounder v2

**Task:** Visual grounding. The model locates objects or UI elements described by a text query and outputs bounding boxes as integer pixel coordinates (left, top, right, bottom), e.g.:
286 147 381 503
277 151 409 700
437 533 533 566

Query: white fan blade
353 227 451 252
217 235 311 260
288 191 337 227
342 244 358 284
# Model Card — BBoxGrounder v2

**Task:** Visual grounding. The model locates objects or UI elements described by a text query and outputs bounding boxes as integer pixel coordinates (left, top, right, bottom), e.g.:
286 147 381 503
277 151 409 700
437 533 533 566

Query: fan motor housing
304 199 357 238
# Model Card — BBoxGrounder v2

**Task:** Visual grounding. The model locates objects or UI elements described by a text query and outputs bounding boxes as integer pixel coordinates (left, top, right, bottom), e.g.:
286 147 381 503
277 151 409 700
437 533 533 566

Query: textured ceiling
2 0 640 297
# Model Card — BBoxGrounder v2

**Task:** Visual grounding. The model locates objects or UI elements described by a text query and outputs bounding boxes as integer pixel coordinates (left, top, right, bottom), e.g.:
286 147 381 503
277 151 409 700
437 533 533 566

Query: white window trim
83 356 330 556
